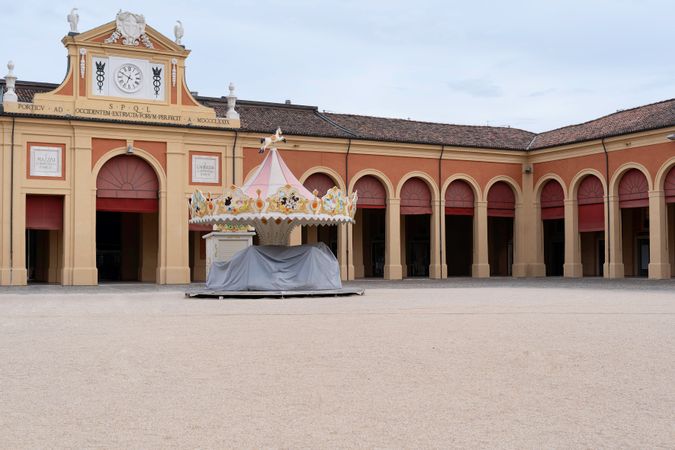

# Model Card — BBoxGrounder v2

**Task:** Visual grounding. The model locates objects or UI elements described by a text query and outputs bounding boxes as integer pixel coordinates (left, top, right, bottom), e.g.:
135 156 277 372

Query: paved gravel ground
1 281 674 448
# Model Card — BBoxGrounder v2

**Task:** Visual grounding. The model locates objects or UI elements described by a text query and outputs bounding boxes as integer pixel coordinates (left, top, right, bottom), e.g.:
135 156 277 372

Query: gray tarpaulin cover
206 243 342 291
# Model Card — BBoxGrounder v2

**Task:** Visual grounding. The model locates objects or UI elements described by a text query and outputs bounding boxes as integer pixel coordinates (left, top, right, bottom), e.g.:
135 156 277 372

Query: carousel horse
259 127 286 153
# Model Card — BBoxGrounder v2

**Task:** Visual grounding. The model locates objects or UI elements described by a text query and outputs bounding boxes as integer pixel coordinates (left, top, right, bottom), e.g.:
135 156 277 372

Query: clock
114 63 143 93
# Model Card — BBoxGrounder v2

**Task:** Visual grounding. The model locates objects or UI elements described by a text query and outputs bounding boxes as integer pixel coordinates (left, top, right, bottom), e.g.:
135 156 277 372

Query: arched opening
666 166 675 276
25 194 64 284
96 155 159 282
353 175 386 278
618 169 650 277
400 177 432 277
302 173 338 257
445 180 474 276
577 175 605 277
540 179 565 276
487 181 515 276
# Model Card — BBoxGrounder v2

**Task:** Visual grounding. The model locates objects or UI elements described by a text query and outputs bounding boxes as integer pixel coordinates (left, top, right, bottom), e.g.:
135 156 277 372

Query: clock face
114 63 143 93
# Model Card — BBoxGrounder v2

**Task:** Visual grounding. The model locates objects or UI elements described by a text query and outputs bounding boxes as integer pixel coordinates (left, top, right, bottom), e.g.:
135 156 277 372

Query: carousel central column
384 198 403 280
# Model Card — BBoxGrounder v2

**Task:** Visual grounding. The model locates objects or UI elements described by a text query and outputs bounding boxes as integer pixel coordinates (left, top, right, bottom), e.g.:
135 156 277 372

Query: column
605 195 624 278
384 198 402 280
439 199 447 278
648 190 671 279
338 223 352 280
563 199 582 277
429 199 442 278
472 200 489 277
161 142 190 284
512 203 528 277
69 133 97 285
353 209 364 278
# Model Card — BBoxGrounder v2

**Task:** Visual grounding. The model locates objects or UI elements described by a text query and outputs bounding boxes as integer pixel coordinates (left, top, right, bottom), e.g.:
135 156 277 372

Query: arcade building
1 11 674 286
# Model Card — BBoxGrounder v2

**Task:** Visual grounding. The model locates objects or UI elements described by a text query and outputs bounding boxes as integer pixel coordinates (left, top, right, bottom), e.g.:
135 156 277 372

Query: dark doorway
543 219 565 276
488 217 513 276
25 229 54 283
620 207 649 277
581 231 604 277
361 208 385 277
446 215 473 276
405 214 430 277
25 194 64 284
96 211 157 282
301 225 338 256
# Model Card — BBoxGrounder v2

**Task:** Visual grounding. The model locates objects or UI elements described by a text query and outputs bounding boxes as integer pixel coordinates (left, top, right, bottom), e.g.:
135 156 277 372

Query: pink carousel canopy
189 131 357 245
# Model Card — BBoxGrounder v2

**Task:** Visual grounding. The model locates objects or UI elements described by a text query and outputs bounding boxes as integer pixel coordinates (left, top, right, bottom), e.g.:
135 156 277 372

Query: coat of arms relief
104 11 153 48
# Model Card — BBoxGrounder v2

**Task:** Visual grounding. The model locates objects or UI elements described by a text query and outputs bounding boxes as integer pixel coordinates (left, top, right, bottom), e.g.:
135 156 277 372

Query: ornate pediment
2 10 240 129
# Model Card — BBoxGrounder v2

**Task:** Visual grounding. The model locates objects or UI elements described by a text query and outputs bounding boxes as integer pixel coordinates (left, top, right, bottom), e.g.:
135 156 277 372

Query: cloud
447 79 503 98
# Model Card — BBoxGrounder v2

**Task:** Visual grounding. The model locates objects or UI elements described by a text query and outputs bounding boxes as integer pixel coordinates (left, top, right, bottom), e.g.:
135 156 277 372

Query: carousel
187 128 363 298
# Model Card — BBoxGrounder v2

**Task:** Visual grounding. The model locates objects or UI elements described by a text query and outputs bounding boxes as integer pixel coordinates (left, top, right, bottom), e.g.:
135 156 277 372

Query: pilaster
162 141 190 284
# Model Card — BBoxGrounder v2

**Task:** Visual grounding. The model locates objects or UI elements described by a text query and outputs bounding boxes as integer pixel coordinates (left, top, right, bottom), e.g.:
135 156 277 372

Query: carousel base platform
185 287 365 300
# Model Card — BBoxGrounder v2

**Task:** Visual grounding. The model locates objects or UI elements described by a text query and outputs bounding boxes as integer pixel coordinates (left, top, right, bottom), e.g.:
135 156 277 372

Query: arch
618 168 649 208
349 169 395 201
299 166 345 190
534 173 569 201
569 168 606 201
96 154 159 213
609 162 653 197
482 175 522 203
400 177 432 215
97 155 159 199
654 156 675 198
540 179 565 220
395 171 440 201
445 179 475 216
665 166 675 203
354 175 386 208
487 181 516 217
92 147 166 193
441 173 482 206
302 172 336 197
576 173 605 233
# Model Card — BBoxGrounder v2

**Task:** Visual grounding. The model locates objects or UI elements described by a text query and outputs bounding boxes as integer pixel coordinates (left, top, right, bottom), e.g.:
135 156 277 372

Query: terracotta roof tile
323 113 535 150
529 98 675 149
198 97 354 139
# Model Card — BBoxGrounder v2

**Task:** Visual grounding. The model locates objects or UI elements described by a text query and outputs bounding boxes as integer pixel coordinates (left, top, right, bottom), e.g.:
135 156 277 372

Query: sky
1 0 673 132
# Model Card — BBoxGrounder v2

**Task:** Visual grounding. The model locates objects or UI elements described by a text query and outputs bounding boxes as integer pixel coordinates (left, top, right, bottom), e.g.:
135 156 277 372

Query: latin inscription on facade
192 154 219 184
30 146 62 177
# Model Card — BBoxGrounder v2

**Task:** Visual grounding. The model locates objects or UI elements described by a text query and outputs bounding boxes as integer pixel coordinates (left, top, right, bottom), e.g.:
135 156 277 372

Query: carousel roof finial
259 127 286 154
